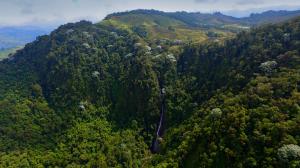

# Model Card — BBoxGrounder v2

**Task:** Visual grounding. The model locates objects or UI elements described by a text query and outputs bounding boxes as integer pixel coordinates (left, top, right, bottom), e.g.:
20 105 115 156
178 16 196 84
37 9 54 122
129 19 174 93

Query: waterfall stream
151 87 166 153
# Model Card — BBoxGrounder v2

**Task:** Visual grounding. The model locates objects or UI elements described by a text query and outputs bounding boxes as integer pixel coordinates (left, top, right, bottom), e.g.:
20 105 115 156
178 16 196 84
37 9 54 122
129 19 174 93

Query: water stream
151 87 166 153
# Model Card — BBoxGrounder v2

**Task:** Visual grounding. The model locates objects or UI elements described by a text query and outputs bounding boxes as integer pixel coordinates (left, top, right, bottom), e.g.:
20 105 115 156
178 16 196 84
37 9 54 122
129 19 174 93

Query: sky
0 0 300 27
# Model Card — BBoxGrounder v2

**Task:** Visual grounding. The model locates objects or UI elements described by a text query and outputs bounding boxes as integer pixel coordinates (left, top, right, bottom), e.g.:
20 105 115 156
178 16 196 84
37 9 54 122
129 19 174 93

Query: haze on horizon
1 0 300 27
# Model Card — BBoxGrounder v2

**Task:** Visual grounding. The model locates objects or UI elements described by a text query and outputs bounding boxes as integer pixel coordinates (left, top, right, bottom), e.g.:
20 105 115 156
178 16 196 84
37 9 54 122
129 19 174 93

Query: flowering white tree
259 61 277 74
278 144 300 163
210 108 222 119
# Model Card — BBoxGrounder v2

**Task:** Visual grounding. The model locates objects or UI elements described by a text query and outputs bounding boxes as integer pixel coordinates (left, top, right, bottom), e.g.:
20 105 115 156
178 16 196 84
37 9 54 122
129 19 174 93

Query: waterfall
151 87 166 153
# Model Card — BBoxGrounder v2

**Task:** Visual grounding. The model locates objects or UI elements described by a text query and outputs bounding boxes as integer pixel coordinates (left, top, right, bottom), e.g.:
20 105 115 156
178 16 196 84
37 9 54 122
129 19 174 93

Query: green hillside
101 9 300 44
102 10 240 43
0 11 299 167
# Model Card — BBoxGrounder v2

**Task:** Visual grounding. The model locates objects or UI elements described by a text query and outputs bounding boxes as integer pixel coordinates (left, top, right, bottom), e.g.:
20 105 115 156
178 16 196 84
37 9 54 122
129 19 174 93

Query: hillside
102 9 300 43
102 10 212 43
0 11 299 167
106 9 300 27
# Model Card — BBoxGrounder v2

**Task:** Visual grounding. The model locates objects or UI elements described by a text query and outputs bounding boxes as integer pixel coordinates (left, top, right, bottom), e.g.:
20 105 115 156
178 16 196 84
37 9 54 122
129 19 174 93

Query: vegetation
0 10 299 167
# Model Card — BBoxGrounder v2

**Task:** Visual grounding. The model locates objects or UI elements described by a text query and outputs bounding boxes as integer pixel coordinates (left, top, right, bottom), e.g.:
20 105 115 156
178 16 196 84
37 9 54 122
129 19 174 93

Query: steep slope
157 17 300 167
0 12 299 167
0 20 157 167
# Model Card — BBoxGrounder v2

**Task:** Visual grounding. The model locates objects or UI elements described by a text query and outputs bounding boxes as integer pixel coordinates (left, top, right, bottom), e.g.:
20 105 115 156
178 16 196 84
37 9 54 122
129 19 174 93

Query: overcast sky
1 0 300 27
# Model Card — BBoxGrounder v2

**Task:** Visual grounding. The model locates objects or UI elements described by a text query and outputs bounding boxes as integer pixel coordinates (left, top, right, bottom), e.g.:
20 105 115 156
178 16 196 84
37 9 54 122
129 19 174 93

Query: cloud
195 0 218 2
0 0 300 27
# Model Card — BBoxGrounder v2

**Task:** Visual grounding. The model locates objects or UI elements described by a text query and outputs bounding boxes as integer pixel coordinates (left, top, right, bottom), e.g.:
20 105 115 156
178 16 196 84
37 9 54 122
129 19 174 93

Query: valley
0 9 299 167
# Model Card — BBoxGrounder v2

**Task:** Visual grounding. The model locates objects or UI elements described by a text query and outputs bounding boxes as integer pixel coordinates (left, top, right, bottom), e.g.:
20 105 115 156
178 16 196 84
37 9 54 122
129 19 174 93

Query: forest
0 10 299 167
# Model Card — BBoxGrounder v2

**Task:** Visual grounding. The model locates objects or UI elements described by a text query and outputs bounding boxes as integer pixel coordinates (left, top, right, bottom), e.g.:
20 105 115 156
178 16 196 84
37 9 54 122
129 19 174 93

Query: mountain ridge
105 9 300 26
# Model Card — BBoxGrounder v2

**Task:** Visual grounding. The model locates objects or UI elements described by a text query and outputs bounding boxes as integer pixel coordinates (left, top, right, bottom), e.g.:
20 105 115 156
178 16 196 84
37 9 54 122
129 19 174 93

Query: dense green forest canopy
0 10 299 167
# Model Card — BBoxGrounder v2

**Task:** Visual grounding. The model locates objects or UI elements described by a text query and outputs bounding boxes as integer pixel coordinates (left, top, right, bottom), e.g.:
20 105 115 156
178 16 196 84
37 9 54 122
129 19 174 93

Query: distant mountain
102 10 240 43
106 9 300 27
104 9 245 29
0 26 52 50
102 9 300 42
243 10 300 25
1 9 299 50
